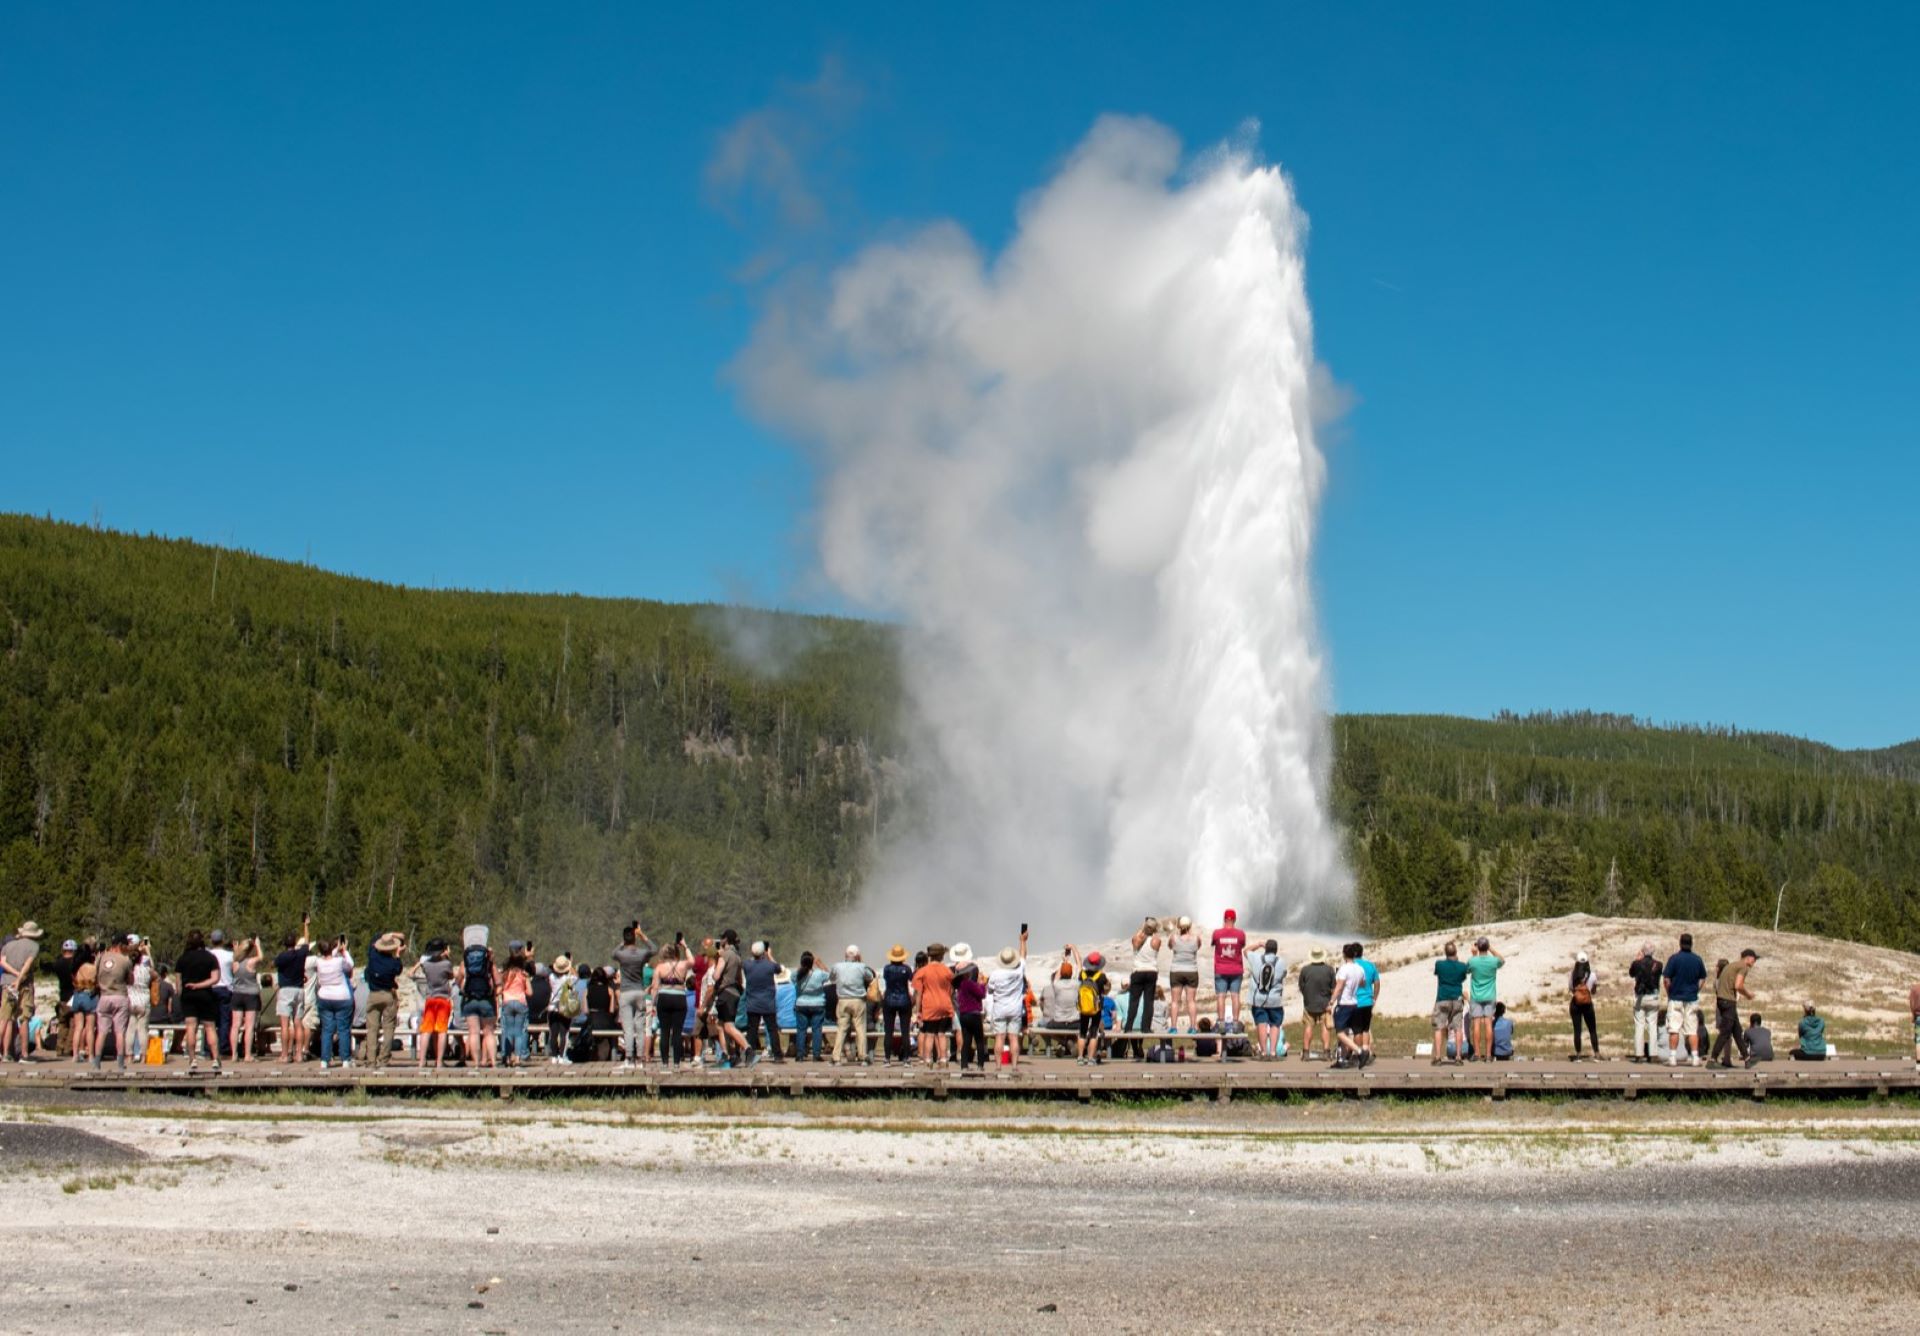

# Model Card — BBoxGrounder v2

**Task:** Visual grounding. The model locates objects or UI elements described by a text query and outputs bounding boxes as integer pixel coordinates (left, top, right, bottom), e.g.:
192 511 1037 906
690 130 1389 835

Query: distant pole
1773 880 1788 933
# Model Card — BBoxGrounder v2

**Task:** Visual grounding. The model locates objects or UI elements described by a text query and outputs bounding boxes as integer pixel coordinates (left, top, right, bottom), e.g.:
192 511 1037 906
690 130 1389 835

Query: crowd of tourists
3 912 1917 1076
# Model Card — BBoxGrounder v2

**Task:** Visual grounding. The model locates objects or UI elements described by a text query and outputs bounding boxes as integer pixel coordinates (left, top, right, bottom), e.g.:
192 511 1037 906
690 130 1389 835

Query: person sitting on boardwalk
1745 1013 1774 1063
1491 1002 1515 1060
1791 1003 1827 1060
1039 960 1079 1056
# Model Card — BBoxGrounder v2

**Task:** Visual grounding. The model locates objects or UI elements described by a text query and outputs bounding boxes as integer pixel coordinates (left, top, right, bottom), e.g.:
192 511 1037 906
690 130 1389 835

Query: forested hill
2 515 1916 954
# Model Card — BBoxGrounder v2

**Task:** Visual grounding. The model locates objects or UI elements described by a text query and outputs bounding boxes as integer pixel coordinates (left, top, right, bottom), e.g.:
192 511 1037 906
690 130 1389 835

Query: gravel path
4 1107 1919 1332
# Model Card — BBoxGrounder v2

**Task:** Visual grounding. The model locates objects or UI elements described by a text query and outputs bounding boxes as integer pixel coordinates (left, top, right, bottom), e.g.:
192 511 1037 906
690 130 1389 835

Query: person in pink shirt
1211 909 1248 1028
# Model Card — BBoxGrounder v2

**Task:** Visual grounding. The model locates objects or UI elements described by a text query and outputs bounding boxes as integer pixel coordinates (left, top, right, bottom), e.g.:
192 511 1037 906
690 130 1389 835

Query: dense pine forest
3 515 1916 953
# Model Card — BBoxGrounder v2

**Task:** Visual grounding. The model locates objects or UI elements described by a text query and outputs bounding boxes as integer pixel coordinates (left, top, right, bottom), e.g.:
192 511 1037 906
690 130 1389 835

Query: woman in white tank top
1122 919 1163 1055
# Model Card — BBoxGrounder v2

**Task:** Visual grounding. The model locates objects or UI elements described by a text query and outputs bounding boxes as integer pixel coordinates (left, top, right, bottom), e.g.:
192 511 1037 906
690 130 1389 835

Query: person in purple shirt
951 943 989 1076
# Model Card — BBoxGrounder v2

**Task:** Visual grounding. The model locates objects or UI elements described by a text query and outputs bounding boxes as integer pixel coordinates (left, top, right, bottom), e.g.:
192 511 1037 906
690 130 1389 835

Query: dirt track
6 1101 1920 1332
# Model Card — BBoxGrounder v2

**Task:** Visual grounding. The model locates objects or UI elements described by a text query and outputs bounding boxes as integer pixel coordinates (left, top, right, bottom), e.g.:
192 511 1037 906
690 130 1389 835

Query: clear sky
4 5 1915 748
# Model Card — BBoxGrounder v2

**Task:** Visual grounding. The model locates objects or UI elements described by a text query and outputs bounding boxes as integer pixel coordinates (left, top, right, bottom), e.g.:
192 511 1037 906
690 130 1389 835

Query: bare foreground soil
6 1097 1920 1334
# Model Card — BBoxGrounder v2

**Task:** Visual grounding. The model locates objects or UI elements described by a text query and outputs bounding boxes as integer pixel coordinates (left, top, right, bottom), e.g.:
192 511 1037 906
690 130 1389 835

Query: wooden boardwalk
5 1055 1916 1101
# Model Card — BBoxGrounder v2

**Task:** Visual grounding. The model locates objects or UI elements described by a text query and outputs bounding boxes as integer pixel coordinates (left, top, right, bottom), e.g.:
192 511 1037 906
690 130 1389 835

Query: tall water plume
737 116 1351 940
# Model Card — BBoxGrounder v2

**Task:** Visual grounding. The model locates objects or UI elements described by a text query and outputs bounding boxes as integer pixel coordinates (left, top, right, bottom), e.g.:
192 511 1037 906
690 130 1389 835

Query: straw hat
774 967 792 985
551 955 573 974
997 946 1019 967
950 942 974 966
374 931 405 953
887 944 908 963
1309 947 1327 963
15 921 43 940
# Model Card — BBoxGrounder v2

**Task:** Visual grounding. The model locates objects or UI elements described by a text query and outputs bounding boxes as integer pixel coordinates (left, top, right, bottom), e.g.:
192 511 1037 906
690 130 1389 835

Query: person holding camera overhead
612 920 655 1071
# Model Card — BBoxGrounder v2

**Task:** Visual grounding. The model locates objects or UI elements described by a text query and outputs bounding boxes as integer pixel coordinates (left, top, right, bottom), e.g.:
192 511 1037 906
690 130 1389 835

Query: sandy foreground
6 1097 1920 1333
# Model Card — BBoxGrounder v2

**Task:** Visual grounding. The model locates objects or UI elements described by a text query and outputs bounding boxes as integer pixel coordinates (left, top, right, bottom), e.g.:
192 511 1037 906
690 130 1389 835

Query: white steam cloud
737 115 1351 940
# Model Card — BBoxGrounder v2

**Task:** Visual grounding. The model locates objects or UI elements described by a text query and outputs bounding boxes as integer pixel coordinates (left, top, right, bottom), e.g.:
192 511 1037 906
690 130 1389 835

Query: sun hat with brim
950 943 974 966
888 944 908 963
16 921 44 940
552 955 573 974
374 932 406 953
997 947 1019 967
1309 947 1327 963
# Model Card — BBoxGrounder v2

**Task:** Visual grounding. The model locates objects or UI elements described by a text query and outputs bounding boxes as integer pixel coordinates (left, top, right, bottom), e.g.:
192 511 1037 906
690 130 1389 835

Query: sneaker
1690 1056 1703 1067
617 1061 634 1073
210 1063 222 1075
1744 1055 1759 1070
557 1055 573 1066
187 1059 200 1074
319 1061 330 1071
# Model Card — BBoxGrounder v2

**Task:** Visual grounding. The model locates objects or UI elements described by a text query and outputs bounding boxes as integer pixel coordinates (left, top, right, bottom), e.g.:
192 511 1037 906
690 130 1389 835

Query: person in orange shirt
913 944 955 1068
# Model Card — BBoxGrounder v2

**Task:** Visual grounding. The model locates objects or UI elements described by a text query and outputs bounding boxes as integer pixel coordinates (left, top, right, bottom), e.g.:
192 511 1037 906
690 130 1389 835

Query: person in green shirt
1791 1002 1827 1060
1431 942 1470 1066
1465 937 1504 1063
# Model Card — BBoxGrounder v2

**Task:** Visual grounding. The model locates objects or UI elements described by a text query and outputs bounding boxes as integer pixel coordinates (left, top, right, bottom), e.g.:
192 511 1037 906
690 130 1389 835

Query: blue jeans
500 1000 530 1062
317 997 353 1064
793 1005 825 1059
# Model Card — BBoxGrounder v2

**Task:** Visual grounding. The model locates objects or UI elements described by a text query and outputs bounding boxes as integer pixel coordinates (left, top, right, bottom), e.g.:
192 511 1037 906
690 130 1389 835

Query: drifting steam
737 115 1351 939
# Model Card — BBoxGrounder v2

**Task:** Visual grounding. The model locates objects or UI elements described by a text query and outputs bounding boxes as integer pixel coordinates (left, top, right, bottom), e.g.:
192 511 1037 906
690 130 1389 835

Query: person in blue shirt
1491 1002 1515 1060
1661 932 1709 1067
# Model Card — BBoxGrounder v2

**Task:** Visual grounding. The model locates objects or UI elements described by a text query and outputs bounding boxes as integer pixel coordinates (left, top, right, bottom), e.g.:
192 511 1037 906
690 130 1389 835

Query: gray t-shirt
829 960 874 999
612 943 655 991
418 957 455 1001
1169 933 1201 972
231 960 261 997
1247 953 1289 1007
0 938 37 994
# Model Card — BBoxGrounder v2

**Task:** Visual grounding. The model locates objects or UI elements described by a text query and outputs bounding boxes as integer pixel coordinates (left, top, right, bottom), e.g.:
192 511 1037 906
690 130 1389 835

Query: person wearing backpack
547 955 581 1064
1247 939 1289 1059
1568 952 1602 1060
1068 945 1110 1066
456 937 499 1069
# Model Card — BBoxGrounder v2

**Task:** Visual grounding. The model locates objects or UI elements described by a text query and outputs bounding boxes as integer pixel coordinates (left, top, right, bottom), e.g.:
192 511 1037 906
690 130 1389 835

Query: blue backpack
462 946 494 1001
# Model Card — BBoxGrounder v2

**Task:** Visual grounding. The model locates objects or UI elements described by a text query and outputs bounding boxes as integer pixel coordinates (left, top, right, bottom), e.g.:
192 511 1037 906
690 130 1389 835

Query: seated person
1193 1016 1218 1059
1491 1002 1515 1061
1745 1013 1775 1063
1791 1002 1827 1060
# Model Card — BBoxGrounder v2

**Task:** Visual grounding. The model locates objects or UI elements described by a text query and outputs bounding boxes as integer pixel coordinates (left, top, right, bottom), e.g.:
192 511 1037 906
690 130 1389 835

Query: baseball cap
62 939 78 950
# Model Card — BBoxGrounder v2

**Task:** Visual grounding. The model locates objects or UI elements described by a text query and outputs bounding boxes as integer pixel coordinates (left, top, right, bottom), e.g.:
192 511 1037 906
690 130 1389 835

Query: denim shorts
70 991 98 1015
461 999 496 1021
1251 1005 1284 1026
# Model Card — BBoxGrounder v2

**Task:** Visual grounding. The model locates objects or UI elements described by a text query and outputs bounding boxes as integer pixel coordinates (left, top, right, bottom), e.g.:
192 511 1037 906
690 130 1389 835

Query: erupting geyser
739 115 1351 938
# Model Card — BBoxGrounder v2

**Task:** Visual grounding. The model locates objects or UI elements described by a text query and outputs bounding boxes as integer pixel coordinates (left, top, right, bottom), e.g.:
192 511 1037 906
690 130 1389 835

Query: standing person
360 932 405 1069
1710 950 1760 1069
1627 943 1666 1063
1352 943 1380 1064
831 945 877 1066
1466 937 1505 1064
1040 960 1079 1056
175 930 223 1074
950 944 988 1074
879 946 914 1065
610 922 655 1070
1297 947 1336 1061
225 937 264 1063
741 941 784 1066
91 936 133 1073
1247 939 1288 1059
527 960 553 1061
986 933 1030 1075
1070 946 1110 1066
1331 943 1366 1069
709 931 748 1066
68 955 98 1065
1569 953 1601 1060
273 925 313 1062
208 930 235 1059
912 944 954 1068
126 937 154 1065
1123 918 1162 1059
312 939 356 1070
498 943 532 1068
49 939 80 1057
1745 1013 1775 1063
1792 1003 1827 1060
0 921 44 1063
790 951 828 1062
456 934 498 1070
408 941 456 1071
581 966 617 1063
1910 976 1920 1069
1167 917 1203 1032
1211 909 1248 1028
1431 942 1469 1067
545 955 578 1062
1661 932 1709 1068
650 943 692 1068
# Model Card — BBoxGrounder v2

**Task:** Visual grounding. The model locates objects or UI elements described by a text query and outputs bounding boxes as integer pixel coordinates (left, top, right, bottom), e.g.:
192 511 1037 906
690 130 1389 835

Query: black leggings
656 993 688 1064
958 1013 988 1069
1709 999 1749 1064
884 1003 913 1060
1570 1000 1599 1053
1124 971 1157 1057
745 1011 783 1059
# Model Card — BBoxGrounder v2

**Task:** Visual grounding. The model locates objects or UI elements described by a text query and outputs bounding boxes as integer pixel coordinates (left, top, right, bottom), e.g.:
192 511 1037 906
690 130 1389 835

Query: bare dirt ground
6 1095 1920 1333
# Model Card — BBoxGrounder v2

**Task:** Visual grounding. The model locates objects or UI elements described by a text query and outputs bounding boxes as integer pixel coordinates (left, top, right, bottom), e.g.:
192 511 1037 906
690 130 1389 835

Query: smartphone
1020 922 1028 935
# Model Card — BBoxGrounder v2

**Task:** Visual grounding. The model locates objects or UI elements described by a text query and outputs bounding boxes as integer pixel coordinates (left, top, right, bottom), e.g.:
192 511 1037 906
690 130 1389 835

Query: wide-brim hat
774 968 792 985
16 921 43 940
374 932 405 953
552 955 573 974
1309 947 1327 963
997 947 1018 966
950 943 974 966
887 944 908 963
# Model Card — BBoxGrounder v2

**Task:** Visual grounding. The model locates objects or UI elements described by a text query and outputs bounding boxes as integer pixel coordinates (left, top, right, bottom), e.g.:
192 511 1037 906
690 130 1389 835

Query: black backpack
462 946 494 1001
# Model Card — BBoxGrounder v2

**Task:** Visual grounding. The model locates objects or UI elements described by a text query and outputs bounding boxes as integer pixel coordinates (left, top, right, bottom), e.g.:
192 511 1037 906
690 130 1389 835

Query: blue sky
4 5 1915 748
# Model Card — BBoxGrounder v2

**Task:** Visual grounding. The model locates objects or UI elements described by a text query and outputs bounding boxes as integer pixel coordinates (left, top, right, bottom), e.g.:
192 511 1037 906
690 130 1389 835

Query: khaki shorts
0 989 25 1026
1432 998 1465 1030
1667 1000 1702 1034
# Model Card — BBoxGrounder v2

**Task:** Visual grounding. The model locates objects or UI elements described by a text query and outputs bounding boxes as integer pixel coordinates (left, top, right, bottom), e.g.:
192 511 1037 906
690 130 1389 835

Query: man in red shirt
1211 910 1247 1029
